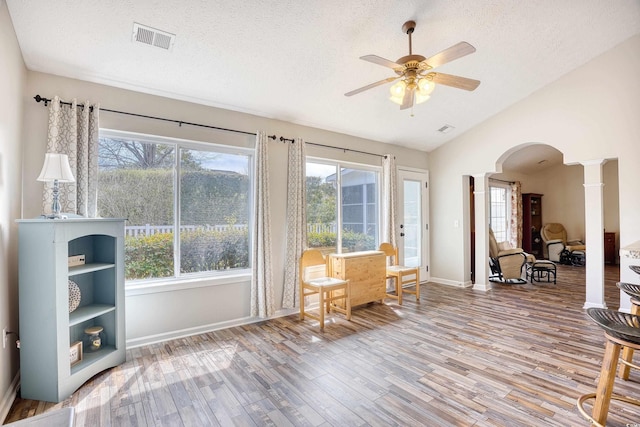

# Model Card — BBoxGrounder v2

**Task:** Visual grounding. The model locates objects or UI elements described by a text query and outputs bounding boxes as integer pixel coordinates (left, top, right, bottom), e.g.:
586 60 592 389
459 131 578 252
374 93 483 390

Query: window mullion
336 165 343 253
174 145 181 278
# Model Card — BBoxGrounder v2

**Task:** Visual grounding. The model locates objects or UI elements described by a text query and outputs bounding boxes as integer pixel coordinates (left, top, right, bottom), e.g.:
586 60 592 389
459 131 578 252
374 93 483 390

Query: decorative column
582 160 606 309
473 173 491 291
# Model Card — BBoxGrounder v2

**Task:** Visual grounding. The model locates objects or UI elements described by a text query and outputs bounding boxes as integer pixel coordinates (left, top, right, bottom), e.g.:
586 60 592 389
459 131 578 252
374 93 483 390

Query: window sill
125 271 251 296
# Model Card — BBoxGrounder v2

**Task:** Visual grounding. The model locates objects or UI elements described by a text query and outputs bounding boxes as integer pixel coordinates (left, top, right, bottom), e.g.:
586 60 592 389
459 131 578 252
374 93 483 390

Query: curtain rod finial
34 94 49 106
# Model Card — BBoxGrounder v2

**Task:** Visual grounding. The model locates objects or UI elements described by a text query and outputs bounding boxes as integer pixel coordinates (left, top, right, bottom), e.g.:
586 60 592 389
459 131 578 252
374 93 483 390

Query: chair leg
619 346 634 380
299 288 305 321
318 289 325 331
396 277 403 305
592 340 621 425
345 283 351 321
415 270 420 301
326 290 331 313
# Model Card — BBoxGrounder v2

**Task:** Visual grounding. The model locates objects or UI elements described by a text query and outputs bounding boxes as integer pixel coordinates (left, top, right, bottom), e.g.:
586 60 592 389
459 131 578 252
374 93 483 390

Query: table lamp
37 152 75 219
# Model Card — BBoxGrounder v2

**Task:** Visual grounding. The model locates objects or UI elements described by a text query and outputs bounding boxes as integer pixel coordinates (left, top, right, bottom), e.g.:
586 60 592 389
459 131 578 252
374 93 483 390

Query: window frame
99 129 255 287
305 156 382 253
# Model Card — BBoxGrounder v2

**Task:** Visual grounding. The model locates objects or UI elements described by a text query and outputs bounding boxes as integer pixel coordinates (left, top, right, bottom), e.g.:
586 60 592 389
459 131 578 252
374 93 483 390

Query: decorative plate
586 308 640 344
68 280 81 313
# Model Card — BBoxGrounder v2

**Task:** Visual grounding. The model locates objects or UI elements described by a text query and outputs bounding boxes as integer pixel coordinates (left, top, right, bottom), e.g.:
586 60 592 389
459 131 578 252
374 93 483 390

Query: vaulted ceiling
7 1 640 152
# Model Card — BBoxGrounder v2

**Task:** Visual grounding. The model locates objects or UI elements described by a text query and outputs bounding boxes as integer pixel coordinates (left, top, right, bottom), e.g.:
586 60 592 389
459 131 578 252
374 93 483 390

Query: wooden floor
6 264 640 426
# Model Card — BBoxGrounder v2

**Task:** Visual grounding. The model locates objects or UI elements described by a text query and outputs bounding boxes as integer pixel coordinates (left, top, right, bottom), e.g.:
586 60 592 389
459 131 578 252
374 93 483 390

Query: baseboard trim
583 301 607 309
126 308 299 349
428 277 472 288
0 372 20 424
472 282 493 291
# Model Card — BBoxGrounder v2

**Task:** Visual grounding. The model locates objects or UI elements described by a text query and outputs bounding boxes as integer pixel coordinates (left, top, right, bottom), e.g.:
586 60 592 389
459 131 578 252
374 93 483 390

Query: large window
489 184 510 242
306 160 380 253
98 130 252 282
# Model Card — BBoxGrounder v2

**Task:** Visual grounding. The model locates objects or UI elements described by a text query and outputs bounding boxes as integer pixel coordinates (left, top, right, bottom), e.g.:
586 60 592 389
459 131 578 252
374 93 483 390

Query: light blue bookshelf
17 218 126 403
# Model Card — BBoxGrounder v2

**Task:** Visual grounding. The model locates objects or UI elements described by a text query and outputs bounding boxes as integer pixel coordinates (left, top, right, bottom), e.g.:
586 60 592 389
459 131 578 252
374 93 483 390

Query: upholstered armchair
489 229 535 283
541 223 586 262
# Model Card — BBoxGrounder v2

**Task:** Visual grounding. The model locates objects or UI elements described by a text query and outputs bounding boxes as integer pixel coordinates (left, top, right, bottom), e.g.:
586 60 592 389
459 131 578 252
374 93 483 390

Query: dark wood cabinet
604 232 616 264
522 193 543 257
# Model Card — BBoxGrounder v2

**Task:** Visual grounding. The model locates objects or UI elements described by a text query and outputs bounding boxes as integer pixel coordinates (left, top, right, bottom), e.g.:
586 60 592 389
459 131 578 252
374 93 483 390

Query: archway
471 142 620 309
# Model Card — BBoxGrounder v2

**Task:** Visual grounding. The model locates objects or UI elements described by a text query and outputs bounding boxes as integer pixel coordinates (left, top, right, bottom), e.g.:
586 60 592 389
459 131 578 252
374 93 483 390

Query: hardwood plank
7 264 640 426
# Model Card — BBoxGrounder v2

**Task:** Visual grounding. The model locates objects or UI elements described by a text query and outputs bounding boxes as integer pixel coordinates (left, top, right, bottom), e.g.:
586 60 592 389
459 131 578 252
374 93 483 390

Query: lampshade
415 78 435 105
417 78 435 96
415 93 431 104
389 80 407 104
389 80 406 98
37 153 75 183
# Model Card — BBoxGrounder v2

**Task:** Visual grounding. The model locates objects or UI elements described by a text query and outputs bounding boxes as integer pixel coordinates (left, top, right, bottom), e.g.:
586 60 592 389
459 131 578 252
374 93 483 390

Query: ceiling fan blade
344 77 399 97
423 41 476 69
400 89 414 110
431 73 481 91
360 55 403 70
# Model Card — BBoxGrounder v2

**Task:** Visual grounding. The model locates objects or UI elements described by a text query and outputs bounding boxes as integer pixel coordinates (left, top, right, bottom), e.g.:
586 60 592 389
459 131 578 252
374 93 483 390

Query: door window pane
403 180 421 268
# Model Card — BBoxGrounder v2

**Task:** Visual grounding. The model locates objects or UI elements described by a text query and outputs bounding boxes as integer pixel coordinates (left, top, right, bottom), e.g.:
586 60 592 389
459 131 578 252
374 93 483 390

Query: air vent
132 23 175 51
437 124 455 134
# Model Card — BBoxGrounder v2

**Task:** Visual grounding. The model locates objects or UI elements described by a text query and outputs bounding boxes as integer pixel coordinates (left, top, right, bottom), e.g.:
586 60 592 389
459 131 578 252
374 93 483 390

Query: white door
397 169 429 281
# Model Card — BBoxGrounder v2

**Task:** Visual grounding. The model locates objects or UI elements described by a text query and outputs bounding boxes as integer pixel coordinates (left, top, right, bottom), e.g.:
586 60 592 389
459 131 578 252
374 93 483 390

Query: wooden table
328 250 386 307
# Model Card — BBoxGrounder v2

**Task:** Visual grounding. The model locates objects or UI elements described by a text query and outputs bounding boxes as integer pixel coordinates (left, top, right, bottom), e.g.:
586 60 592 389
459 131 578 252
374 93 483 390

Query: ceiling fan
345 20 480 110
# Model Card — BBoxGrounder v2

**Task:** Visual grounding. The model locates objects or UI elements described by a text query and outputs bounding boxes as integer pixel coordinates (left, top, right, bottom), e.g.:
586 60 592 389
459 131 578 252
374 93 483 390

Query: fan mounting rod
396 21 427 70
402 21 416 55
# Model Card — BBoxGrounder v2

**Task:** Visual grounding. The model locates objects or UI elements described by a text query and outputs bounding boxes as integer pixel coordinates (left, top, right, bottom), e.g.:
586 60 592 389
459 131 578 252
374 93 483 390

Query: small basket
630 265 640 276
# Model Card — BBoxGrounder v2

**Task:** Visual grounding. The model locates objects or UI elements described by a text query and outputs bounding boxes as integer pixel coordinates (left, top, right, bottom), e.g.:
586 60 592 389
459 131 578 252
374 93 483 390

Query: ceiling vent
437 124 455 134
132 23 175 51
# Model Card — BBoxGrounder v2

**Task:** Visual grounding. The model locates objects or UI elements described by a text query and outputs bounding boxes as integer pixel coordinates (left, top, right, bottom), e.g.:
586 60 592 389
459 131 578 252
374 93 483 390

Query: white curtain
251 131 275 317
282 138 307 309
43 96 99 217
382 155 398 250
509 181 523 248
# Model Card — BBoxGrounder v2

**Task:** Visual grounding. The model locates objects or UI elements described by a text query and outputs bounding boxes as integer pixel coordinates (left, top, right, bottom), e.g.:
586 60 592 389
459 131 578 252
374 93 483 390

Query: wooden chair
299 249 351 331
379 243 420 305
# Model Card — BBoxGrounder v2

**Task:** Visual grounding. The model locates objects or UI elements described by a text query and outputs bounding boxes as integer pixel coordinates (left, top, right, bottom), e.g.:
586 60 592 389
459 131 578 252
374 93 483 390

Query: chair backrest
541 223 567 244
299 249 328 283
379 242 398 265
488 229 499 258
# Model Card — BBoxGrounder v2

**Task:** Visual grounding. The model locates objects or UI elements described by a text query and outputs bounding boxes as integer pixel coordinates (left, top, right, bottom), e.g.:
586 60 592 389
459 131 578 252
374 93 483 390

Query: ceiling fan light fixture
389 94 405 105
415 93 431 104
389 80 406 97
417 78 435 95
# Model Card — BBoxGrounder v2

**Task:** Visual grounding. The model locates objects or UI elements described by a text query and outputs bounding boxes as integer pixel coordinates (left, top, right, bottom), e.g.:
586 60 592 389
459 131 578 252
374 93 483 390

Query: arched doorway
471 143 620 309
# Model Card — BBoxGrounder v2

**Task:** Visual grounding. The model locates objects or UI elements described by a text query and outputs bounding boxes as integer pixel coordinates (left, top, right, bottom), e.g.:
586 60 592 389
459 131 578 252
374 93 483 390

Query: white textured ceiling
7 0 640 152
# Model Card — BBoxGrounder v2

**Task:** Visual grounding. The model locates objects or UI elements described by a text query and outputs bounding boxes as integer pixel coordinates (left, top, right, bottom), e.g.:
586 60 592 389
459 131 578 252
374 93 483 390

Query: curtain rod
279 136 386 158
33 95 277 140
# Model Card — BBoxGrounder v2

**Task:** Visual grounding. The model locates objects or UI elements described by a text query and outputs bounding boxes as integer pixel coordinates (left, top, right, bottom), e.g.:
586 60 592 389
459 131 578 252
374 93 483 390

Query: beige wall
0 0 25 420
21 71 429 347
429 34 639 286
